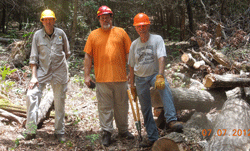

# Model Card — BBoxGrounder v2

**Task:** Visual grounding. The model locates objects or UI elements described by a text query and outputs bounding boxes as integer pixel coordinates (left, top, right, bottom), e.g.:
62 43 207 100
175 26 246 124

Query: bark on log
151 87 226 112
0 109 23 124
208 87 250 151
207 45 237 70
203 73 250 88
37 88 54 129
173 72 205 89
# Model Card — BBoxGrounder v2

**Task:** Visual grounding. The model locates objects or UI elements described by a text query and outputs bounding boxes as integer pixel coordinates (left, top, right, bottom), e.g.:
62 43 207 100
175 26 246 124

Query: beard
102 23 111 30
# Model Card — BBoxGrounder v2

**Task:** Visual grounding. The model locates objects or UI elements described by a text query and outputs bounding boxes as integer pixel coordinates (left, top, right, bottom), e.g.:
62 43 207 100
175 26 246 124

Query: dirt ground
0 44 162 151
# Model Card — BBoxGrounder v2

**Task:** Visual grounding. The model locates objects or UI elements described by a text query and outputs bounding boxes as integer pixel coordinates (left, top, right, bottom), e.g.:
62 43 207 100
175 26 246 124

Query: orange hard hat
97 6 113 17
133 13 150 26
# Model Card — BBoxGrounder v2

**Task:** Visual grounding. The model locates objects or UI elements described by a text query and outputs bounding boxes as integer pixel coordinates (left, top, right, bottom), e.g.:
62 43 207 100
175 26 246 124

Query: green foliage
10 138 20 150
85 134 99 144
69 58 83 70
14 138 20 147
6 29 18 40
72 109 81 125
83 0 98 10
66 141 73 147
169 26 180 41
72 75 85 86
171 50 180 58
1 81 15 93
26 122 37 134
22 32 34 38
0 66 17 81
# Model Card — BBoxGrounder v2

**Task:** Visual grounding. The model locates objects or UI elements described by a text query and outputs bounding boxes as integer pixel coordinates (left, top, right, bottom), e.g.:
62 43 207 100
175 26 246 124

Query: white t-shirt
128 34 166 77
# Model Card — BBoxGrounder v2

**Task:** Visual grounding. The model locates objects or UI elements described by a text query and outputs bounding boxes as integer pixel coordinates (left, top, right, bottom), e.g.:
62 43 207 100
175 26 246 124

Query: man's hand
28 77 39 90
155 75 165 90
130 86 137 101
84 76 95 89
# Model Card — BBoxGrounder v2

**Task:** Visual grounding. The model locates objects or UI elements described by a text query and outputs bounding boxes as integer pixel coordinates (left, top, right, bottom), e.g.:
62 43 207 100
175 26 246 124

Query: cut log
207 45 238 70
208 87 250 150
152 137 180 151
181 53 196 67
152 112 213 151
151 87 226 112
203 73 250 88
0 109 23 124
193 60 205 69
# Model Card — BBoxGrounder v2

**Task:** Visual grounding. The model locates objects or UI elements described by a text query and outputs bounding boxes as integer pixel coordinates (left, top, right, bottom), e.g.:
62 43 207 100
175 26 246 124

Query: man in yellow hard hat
22 9 70 142
128 13 183 148
84 5 134 147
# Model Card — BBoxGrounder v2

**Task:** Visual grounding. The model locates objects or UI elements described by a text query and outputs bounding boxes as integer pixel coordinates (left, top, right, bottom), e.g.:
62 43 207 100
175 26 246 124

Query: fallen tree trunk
151 87 226 112
0 109 23 124
0 37 21 43
203 73 250 88
1 86 55 128
208 87 250 151
37 87 54 129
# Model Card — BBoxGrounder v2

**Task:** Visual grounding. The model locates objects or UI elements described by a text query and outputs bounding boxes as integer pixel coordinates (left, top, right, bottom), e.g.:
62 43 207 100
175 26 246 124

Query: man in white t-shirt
128 13 183 148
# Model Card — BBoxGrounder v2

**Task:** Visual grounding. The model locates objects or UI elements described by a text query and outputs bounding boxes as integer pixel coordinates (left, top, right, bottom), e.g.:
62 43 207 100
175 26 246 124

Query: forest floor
0 43 183 151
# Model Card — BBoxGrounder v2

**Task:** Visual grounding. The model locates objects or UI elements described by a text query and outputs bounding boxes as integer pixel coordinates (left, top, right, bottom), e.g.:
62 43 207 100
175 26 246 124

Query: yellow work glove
155 75 165 90
130 86 137 101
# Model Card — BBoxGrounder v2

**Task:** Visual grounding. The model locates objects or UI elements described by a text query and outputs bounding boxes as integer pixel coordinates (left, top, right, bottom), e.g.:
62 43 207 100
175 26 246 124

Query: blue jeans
135 73 177 141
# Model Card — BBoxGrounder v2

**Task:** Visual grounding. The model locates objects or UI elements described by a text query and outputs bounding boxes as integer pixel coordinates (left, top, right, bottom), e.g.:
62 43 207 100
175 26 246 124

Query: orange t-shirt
84 27 131 82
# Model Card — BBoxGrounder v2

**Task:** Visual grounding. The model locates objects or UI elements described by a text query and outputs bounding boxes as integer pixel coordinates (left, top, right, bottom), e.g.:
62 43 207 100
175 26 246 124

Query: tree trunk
151 87 227 112
203 73 250 88
185 0 194 33
159 5 166 39
70 0 78 52
1 1 6 33
180 3 185 41
208 87 250 151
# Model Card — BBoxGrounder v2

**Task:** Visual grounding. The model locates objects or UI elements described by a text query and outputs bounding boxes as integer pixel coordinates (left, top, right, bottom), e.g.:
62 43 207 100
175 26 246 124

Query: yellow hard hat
40 9 56 22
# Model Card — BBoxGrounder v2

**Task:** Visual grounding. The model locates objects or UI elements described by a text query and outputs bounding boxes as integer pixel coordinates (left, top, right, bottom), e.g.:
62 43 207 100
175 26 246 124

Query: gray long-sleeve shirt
29 27 70 84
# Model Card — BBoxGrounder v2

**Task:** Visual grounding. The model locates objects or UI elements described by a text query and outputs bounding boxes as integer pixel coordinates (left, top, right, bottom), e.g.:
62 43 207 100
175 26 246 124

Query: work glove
130 86 137 101
155 75 165 90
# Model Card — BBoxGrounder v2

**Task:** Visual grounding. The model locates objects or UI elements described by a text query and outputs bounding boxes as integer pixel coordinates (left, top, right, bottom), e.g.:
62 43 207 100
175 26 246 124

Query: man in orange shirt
84 5 134 147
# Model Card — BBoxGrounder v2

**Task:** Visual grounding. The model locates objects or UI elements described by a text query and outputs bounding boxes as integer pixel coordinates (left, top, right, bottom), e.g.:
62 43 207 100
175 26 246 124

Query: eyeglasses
135 25 148 29
99 16 111 21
